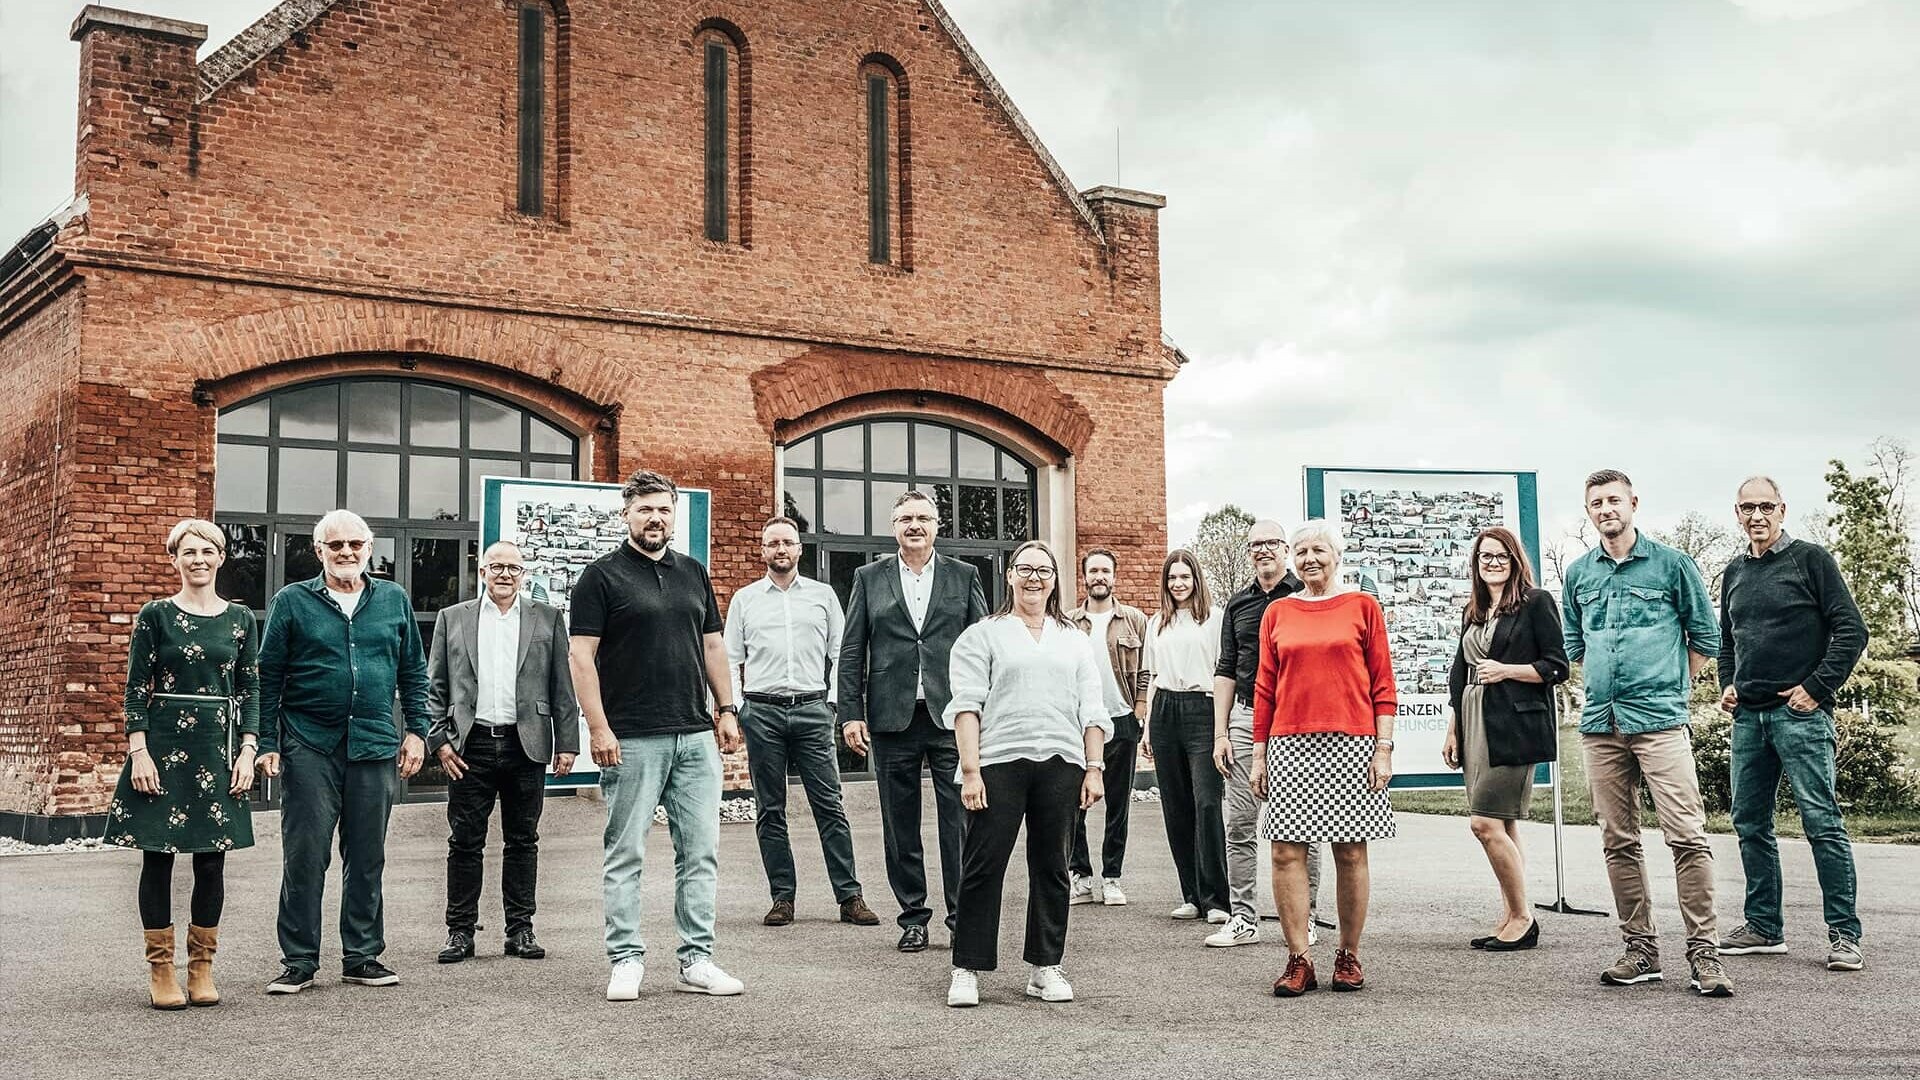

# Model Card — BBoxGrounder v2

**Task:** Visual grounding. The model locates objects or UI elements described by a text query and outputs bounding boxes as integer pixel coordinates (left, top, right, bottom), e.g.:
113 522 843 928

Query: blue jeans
1730 704 1860 940
600 732 721 967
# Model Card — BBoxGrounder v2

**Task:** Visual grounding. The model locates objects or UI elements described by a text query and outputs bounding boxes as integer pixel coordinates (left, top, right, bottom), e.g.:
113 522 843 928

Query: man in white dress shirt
725 517 879 928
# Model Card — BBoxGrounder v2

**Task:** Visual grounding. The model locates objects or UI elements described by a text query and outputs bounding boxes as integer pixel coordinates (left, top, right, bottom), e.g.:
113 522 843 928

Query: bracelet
129 746 150 758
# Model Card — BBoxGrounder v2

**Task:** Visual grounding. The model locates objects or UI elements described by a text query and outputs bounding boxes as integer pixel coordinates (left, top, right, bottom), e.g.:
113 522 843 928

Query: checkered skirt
1259 732 1396 843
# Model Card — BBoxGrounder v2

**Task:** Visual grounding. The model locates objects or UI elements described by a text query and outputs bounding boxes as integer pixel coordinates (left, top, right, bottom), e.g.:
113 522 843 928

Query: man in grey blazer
838 491 989 952
427 540 579 964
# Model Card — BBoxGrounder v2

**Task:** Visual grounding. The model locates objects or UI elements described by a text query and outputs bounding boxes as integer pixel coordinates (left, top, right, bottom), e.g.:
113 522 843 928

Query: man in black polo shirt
569 470 745 1001
1205 518 1319 948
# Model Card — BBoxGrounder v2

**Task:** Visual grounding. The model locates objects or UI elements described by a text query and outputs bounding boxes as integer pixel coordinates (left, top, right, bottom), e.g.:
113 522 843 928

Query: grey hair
1290 519 1345 560
1737 475 1784 501
313 508 374 543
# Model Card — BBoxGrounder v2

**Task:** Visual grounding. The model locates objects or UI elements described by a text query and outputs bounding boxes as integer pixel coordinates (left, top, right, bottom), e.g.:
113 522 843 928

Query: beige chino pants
1582 727 1719 955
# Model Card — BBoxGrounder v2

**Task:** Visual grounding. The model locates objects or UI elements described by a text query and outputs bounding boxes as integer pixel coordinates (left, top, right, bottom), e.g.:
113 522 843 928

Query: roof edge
70 5 207 45
197 0 338 100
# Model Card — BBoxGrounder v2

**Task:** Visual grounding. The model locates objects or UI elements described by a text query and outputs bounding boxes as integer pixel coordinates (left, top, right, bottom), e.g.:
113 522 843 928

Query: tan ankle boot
185 924 220 1006
144 927 187 1010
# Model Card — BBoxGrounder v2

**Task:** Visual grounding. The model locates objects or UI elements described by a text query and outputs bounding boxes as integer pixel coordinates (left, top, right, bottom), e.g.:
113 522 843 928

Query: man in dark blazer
838 490 989 952
427 540 579 964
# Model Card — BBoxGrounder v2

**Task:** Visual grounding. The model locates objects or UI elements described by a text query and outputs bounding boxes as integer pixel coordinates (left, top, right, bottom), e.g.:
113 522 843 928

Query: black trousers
1148 691 1228 912
953 755 1081 972
869 703 966 931
444 729 547 936
1070 722 1139 880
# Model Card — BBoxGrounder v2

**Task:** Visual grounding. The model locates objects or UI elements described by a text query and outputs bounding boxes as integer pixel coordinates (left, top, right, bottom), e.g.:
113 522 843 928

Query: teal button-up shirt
258 575 430 760
1561 531 1720 735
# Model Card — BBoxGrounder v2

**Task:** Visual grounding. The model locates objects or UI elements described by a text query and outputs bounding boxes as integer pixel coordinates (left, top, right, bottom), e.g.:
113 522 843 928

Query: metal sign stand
1534 759 1608 916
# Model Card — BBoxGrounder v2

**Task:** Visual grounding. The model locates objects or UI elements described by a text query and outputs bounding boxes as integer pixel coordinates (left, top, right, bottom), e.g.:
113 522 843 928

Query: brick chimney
69 6 208 254
1081 186 1166 361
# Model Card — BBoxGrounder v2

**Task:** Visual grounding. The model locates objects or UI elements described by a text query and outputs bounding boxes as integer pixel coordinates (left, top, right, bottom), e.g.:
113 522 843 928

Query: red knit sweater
1252 591 1398 742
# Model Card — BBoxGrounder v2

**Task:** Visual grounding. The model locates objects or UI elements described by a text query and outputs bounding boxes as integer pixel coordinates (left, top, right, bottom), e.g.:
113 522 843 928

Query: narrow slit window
704 42 729 241
867 74 890 263
517 4 546 215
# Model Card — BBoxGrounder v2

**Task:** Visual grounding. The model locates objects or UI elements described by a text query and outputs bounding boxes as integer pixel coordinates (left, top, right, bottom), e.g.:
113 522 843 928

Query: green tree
1186 504 1256 601
1653 511 1740 595
1827 458 1915 657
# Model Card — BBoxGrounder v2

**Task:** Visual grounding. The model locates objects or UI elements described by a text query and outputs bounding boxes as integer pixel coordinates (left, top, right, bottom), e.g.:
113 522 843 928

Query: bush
1690 709 1918 815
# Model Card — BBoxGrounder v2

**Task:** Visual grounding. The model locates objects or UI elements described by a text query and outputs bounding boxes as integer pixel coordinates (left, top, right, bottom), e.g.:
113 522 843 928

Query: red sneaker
1331 948 1365 991
1272 953 1317 997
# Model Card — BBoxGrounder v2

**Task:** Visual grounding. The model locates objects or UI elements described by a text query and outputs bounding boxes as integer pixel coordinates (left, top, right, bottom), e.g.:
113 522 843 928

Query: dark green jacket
258 575 430 760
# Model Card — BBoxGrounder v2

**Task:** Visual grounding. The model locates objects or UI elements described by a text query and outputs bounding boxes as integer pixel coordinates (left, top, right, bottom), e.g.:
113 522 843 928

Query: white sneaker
1170 903 1201 920
606 958 644 1001
947 968 980 1007
1205 914 1261 948
1068 874 1099 906
1206 908 1230 925
1101 878 1128 906
1308 922 1319 948
1025 964 1074 1002
675 958 743 996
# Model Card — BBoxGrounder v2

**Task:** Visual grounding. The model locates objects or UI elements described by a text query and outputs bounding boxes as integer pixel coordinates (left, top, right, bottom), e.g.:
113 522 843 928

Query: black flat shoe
897 925 929 953
438 931 474 964
1484 921 1540 952
1470 935 1495 950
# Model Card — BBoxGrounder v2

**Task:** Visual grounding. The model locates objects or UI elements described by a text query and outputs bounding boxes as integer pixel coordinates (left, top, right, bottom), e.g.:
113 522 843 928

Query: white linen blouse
940 615 1114 776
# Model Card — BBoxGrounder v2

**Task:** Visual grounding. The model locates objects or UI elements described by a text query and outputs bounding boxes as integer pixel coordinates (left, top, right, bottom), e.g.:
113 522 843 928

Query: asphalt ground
3 784 1917 1080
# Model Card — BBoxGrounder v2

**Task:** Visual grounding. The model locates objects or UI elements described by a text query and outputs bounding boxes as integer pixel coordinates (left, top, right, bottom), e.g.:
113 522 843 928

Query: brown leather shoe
839 896 880 926
763 900 795 926
1331 948 1365 991
185 924 220 1006
144 926 187 1010
1272 952 1317 997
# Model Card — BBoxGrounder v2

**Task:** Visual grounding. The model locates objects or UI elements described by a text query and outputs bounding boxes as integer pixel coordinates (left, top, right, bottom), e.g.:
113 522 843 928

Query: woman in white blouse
1144 549 1228 924
941 540 1112 1008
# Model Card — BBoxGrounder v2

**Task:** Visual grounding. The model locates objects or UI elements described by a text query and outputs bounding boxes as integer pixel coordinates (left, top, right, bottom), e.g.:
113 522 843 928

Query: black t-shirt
1215 572 1303 706
569 543 723 737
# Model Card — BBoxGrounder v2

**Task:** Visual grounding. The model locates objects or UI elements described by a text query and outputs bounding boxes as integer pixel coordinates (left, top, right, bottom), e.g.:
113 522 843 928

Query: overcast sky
4 0 1915 554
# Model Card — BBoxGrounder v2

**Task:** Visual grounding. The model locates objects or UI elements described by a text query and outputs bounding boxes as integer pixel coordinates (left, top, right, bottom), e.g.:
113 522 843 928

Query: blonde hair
166 519 226 555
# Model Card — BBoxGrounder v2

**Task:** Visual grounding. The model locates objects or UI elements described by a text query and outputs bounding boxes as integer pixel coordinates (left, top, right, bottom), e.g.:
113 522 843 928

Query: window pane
959 554 998 608
367 537 398 580
1003 487 1033 541
870 481 908 536
220 399 268 437
959 485 997 540
956 432 995 479
999 450 1029 482
216 523 267 610
931 483 955 538
913 424 951 477
783 476 816 534
410 385 461 447
826 549 866 610
786 436 818 470
277 384 339 441
410 454 460 521
820 426 863 472
346 451 400 519
870 422 908 474
470 457 525 521
529 458 572 480
214 443 268 513
282 532 319 586
410 538 466 615
470 395 522 452
347 382 401 444
820 478 862 535
277 448 339 515
530 418 572 456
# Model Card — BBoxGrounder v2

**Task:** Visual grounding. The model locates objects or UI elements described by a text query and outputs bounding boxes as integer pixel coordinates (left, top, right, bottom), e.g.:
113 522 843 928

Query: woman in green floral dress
107 519 260 1009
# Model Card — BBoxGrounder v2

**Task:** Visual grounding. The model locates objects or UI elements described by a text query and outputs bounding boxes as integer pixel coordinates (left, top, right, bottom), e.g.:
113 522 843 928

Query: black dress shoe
504 929 546 959
1484 920 1540 952
438 931 475 964
897 925 929 953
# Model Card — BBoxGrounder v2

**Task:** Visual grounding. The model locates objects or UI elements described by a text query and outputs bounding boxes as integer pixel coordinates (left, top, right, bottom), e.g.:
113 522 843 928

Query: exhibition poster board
479 477 711 785
1303 467 1548 791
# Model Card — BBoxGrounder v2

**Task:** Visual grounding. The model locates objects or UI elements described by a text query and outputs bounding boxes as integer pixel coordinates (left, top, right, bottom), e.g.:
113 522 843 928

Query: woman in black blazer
1442 527 1568 951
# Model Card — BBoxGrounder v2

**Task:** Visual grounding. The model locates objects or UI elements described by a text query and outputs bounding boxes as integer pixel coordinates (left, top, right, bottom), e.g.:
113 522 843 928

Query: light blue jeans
601 732 721 968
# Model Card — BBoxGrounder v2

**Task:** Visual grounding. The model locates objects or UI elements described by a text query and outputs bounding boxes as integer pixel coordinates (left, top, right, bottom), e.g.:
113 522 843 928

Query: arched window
696 20 751 244
212 378 579 634
859 56 910 267
781 418 1034 610
515 1 569 218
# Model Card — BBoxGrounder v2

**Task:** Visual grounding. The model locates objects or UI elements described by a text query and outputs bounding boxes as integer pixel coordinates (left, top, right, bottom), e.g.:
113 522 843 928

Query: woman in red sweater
1251 520 1397 997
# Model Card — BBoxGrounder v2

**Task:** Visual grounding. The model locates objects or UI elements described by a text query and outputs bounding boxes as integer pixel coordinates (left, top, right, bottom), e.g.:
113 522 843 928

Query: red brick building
0 0 1179 836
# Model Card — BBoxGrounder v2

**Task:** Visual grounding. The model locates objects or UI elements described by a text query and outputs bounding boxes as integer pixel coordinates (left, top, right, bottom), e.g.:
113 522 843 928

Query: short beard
636 531 669 553
325 562 365 585
1088 583 1111 599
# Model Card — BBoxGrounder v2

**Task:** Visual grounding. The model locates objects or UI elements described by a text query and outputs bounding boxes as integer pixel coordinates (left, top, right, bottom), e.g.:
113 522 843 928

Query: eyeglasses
1011 565 1057 581
1246 540 1283 553
762 539 801 549
321 539 368 552
1736 502 1782 517
484 564 526 577
1477 553 1513 566
893 513 937 527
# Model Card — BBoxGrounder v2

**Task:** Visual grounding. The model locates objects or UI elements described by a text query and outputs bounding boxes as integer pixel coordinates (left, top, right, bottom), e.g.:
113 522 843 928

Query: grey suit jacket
427 597 580 763
836 553 989 732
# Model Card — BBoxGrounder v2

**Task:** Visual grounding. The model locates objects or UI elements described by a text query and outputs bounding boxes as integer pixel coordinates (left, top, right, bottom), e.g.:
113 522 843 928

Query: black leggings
138 851 225 930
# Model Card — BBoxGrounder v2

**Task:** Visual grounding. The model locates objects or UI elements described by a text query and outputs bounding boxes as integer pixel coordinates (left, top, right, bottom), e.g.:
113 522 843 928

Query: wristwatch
1376 738 1395 750
717 704 740 718
1085 761 1105 770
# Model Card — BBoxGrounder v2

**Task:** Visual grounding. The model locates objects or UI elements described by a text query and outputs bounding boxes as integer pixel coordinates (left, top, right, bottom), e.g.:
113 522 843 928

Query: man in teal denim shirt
1562 470 1730 998
256 509 429 995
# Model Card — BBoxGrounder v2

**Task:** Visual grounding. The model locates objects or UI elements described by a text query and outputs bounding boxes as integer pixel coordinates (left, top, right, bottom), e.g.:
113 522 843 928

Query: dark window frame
866 73 891 264
704 41 730 241
517 3 547 215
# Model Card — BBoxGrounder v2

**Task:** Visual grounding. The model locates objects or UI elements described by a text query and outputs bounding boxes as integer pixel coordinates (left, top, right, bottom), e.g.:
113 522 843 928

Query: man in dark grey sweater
1714 476 1869 972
